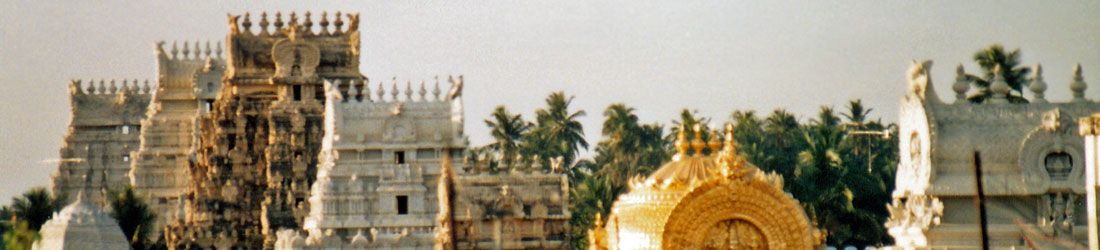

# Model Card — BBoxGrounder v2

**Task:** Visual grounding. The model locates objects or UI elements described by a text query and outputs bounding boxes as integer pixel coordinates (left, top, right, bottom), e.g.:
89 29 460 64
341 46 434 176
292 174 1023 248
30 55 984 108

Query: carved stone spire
361 79 371 102
1030 63 1048 103
259 12 270 34
333 11 344 34
87 79 97 94
181 41 190 59
1071 63 1087 103
303 11 313 33
376 81 385 102
391 80 399 101
419 80 427 101
171 41 179 59
433 76 442 101
405 81 413 101
952 64 970 102
108 79 118 94
319 11 330 35
274 12 284 31
242 13 252 33
989 65 1010 104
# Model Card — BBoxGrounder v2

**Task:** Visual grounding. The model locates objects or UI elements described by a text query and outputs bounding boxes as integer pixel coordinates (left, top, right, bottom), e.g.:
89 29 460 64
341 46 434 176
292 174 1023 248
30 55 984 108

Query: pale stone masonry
52 78 152 205
299 77 467 248
50 11 570 249
128 40 224 236
32 193 131 250
888 61 1097 248
164 12 364 249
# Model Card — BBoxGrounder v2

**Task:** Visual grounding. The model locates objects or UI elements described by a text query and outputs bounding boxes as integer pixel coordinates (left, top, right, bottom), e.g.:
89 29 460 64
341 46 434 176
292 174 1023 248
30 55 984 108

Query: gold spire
707 129 722 154
691 124 705 156
673 125 689 161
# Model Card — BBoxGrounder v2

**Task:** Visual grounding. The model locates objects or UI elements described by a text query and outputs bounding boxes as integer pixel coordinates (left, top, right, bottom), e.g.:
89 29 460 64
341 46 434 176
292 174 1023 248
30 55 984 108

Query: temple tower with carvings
165 11 364 249
52 78 152 204
128 39 224 235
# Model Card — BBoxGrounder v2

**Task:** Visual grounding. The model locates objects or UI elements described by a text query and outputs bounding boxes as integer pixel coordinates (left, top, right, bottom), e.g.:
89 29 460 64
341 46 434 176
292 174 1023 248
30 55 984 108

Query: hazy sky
1 1 1098 205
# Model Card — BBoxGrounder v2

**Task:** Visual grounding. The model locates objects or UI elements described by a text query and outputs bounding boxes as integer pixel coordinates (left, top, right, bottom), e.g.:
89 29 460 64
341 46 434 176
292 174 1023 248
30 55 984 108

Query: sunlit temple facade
588 125 825 249
887 60 1098 248
48 11 570 249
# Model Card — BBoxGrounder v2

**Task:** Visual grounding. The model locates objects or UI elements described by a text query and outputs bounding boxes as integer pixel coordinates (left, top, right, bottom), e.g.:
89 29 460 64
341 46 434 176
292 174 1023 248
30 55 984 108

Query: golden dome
592 123 823 250
641 124 754 190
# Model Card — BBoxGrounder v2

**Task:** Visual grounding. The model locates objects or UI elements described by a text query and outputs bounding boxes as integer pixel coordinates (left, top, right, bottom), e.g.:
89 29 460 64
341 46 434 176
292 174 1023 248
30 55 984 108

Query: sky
1 1 1098 205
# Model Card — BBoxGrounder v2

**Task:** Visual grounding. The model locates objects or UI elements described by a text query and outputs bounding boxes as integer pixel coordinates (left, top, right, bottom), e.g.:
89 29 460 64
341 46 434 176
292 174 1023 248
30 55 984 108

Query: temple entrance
702 219 767 250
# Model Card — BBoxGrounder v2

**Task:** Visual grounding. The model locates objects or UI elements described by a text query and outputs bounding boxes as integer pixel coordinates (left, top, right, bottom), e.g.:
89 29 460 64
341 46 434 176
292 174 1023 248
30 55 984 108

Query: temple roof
639 124 754 190
32 193 131 250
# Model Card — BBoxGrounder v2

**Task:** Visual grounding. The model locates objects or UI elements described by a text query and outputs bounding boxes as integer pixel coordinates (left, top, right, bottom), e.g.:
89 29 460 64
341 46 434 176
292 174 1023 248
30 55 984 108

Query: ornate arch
661 174 814 249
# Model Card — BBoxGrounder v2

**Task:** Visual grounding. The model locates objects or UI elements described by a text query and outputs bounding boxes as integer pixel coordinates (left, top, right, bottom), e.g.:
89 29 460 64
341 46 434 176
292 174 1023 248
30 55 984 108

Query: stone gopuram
49 11 572 249
128 40 225 235
291 76 468 249
164 12 365 249
52 78 152 204
887 60 1098 248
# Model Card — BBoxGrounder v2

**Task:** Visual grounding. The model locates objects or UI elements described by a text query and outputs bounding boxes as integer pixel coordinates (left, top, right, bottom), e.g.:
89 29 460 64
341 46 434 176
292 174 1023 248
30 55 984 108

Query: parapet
70 78 153 96
68 79 153 127
329 75 463 104
224 11 362 81
939 62 1090 105
228 11 359 37
156 40 223 63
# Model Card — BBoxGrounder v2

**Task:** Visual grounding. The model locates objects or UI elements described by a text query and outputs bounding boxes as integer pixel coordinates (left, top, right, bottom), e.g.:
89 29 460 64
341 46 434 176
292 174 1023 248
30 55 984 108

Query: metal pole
973 151 989 250
1086 133 1098 249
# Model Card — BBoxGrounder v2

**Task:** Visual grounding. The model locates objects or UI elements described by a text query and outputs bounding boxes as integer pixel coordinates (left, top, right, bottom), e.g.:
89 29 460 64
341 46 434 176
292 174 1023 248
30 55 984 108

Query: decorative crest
1070 63 1087 103
1030 63 1047 103
952 64 969 102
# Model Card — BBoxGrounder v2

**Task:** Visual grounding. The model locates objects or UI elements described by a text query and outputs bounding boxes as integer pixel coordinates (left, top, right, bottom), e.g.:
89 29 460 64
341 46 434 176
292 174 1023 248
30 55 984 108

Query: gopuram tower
165 11 364 249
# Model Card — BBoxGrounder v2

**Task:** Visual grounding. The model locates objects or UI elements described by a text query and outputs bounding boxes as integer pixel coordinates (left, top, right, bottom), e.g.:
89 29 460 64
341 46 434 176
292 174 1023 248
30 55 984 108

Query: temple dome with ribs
32 192 131 250
588 124 823 250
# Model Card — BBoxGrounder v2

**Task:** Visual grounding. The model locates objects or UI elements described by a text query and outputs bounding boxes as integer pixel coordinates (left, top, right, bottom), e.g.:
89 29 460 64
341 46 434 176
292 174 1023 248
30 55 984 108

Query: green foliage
107 186 159 250
3 221 39 250
733 102 898 247
484 105 533 168
10 187 67 232
478 91 899 249
966 44 1032 103
525 91 589 168
0 205 11 248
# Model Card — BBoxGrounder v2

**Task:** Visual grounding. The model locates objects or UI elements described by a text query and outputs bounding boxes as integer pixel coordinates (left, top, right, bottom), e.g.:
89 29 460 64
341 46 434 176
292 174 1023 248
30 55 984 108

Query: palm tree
568 174 625 250
10 187 66 231
484 106 532 169
966 44 1031 103
761 109 802 179
108 186 158 250
533 92 588 167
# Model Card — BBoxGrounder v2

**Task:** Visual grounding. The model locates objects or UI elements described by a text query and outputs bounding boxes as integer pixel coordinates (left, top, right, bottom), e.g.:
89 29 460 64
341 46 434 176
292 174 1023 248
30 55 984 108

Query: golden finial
673 125 689 161
691 124 705 156
707 129 722 154
722 123 739 154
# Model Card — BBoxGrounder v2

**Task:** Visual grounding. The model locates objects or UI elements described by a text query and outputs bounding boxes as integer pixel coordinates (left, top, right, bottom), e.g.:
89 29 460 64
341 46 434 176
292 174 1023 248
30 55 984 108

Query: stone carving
890 61 1100 248
884 193 943 248
591 124 822 250
53 11 567 249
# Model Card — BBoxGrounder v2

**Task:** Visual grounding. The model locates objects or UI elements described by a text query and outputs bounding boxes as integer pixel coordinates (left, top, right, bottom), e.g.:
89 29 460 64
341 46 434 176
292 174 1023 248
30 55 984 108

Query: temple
47 11 571 249
52 78 152 205
128 40 224 236
587 124 825 249
887 60 1097 248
